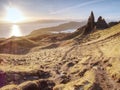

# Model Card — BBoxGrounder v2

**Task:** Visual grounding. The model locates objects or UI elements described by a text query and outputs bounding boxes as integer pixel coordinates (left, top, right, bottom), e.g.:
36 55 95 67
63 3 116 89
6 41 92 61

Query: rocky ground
0 12 120 90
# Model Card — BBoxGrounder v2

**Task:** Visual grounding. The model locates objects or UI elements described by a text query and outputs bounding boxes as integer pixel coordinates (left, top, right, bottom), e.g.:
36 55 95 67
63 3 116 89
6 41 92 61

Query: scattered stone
55 75 70 84
74 85 84 90
117 78 120 83
18 81 39 90
37 70 51 78
79 69 88 77
107 63 112 67
0 71 6 88
89 83 102 90
82 62 88 65
67 62 75 67
91 61 100 66
36 79 55 90
103 60 108 64
82 81 90 85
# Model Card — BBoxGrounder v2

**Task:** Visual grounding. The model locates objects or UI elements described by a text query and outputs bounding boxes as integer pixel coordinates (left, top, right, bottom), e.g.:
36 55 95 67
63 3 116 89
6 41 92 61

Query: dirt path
94 62 120 90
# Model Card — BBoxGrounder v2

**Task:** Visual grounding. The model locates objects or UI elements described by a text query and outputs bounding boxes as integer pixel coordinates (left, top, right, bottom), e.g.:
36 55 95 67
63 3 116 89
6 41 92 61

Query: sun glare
5 7 25 23
10 25 22 37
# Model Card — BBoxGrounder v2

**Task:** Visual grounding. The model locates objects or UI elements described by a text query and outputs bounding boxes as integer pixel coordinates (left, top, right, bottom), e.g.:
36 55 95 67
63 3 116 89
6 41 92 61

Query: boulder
36 80 55 90
0 71 6 88
18 81 39 90
37 70 51 78
55 75 70 84
89 83 102 90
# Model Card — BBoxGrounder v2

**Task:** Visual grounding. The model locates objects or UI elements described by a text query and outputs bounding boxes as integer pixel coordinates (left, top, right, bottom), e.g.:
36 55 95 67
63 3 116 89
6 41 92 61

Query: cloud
50 0 105 14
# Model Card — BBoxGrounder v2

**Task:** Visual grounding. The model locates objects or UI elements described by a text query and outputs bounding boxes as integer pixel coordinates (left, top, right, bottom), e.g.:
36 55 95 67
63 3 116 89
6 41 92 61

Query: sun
10 25 22 37
5 7 25 23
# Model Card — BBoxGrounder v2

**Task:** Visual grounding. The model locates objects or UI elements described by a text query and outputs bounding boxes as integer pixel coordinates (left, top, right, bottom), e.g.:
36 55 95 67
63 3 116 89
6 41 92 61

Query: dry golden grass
0 24 120 90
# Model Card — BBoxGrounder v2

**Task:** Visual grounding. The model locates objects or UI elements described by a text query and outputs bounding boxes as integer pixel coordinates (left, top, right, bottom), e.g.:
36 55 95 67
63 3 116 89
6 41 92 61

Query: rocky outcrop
63 11 96 39
83 11 95 35
96 16 108 29
78 12 109 35
108 21 120 27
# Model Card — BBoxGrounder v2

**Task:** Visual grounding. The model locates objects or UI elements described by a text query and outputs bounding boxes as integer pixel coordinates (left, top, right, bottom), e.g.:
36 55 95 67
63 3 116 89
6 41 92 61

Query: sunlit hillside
0 19 120 90
0 1 120 90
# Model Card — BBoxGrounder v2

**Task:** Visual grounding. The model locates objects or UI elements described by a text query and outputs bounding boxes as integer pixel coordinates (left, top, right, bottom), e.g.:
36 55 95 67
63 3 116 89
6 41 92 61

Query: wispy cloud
50 0 105 14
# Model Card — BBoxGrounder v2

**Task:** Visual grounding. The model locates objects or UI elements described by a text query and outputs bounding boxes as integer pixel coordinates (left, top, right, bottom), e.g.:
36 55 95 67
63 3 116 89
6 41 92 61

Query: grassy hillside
0 24 120 90
0 37 38 54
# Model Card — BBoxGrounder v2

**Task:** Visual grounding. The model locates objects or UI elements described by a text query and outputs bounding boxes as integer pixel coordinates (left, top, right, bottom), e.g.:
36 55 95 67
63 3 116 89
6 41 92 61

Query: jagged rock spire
64 11 109 40
96 16 108 29
83 11 95 35
89 11 95 24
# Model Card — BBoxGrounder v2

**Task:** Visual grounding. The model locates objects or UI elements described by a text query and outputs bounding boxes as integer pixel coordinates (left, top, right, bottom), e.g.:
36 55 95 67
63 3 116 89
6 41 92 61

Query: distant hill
29 21 86 36
0 19 66 24
0 37 38 54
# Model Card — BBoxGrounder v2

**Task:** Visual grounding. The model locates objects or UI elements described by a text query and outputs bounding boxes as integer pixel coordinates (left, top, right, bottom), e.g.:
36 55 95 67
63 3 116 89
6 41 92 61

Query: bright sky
0 0 120 21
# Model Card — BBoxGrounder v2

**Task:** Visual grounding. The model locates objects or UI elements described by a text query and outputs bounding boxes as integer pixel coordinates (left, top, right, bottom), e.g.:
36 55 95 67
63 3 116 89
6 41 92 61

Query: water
52 29 76 33
0 22 65 38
